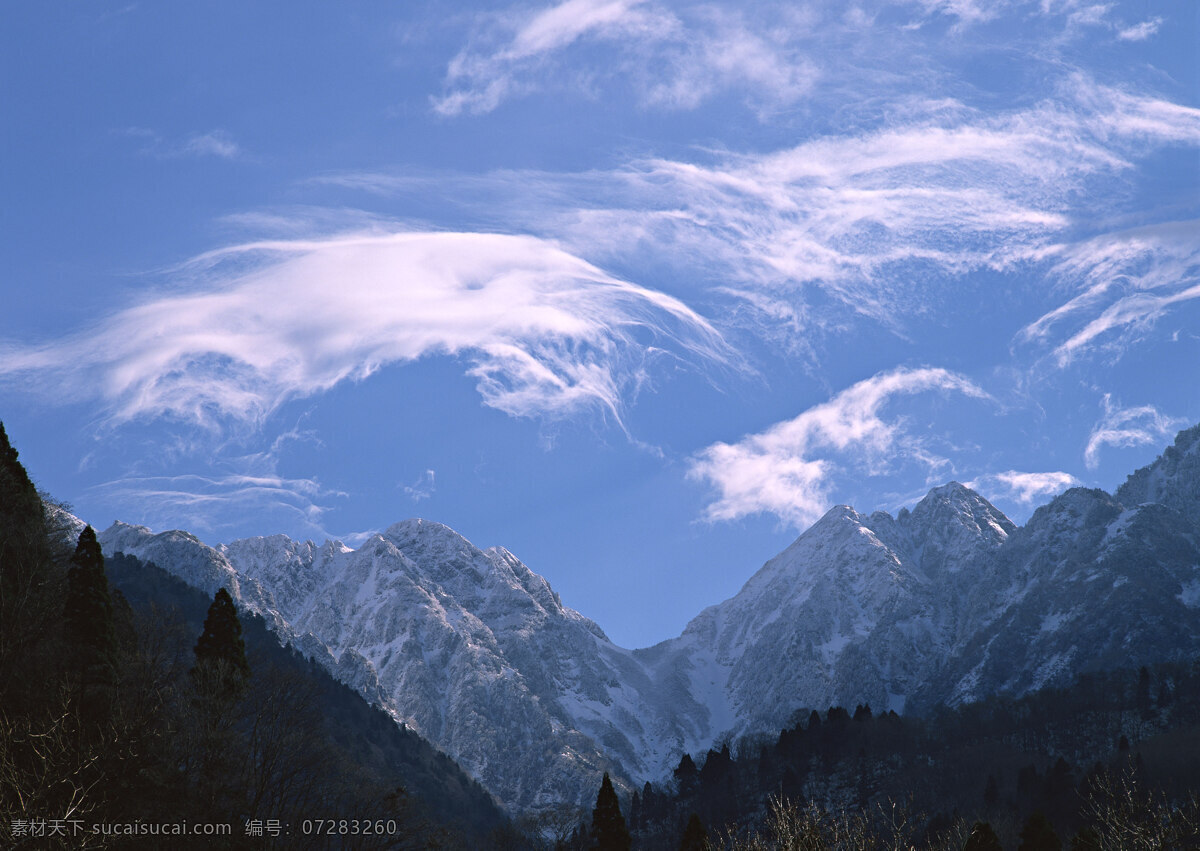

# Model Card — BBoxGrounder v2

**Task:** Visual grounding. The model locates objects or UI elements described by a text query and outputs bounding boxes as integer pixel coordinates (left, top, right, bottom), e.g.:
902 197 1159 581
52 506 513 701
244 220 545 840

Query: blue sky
3 0 1198 647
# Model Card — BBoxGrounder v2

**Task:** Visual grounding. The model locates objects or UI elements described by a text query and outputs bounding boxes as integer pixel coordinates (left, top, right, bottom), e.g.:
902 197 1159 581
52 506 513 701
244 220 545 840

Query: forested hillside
0 422 507 848
611 661 1200 849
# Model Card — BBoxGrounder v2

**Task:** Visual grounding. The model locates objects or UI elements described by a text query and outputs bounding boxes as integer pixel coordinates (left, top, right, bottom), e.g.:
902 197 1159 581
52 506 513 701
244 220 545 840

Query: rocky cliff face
97 426 1200 814
642 482 1018 741
100 518 649 812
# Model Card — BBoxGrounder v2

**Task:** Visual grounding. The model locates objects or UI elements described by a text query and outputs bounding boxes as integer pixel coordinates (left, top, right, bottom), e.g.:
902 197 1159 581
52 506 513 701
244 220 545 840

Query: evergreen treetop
964 821 1003 851
679 813 708 851
590 772 631 851
63 525 117 674
0 420 49 583
0 421 43 530
1018 810 1062 851
192 587 250 687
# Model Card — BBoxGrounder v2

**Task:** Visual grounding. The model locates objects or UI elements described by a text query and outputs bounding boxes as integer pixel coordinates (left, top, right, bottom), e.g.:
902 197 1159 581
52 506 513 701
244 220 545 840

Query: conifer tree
679 813 707 851
963 821 1003 851
699 744 731 787
640 780 657 825
0 421 53 690
1018 810 1062 851
63 525 117 676
673 753 699 796
589 772 631 851
0 422 45 540
826 706 851 724
192 587 249 689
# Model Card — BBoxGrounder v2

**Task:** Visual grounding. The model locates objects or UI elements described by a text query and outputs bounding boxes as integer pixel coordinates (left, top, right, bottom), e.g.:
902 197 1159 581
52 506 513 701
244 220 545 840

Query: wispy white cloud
688 367 989 527
402 469 437 502
120 127 242 160
87 471 339 540
359 75 1200 358
1116 17 1162 41
0 230 733 431
909 0 1000 27
633 8 820 114
548 79 1199 347
1084 394 1184 469
966 469 1080 504
178 130 241 159
509 0 660 56
1020 220 1200 364
433 1 821 117
435 0 673 115
432 0 1181 118
81 421 345 540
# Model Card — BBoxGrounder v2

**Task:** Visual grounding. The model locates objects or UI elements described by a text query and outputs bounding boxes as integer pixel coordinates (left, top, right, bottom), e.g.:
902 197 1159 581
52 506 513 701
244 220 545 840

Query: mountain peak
809 503 867 532
1115 423 1200 526
890 481 1014 574
910 481 1011 525
383 517 464 542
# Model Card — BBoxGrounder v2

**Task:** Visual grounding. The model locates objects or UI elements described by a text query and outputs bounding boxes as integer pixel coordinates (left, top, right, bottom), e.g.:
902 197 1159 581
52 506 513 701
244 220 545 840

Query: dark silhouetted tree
679 813 708 851
826 706 851 725
639 780 659 825
0 421 46 559
0 420 57 698
964 821 1003 851
590 772 631 851
192 587 249 689
674 753 699 796
63 525 117 678
1018 810 1062 851
699 743 732 788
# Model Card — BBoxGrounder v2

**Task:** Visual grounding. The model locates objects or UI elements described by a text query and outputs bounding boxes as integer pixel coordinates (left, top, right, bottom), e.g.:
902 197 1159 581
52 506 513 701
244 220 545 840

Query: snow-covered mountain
96 424 1200 814
639 482 1019 740
97 517 691 811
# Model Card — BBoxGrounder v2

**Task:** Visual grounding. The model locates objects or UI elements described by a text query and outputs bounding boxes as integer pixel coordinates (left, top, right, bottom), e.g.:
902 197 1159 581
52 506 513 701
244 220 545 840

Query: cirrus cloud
1019 220 1200 365
355 75 1200 361
1084 394 1184 469
433 0 820 117
0 230 734 431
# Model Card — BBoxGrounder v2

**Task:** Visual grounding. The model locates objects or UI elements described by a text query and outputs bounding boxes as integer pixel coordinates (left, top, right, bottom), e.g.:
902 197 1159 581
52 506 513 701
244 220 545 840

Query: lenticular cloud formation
0 231 731 428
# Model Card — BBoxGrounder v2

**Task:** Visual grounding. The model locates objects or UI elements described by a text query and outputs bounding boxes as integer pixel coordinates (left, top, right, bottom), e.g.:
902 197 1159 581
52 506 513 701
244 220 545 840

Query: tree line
0 421 507 848
556 659 1200 849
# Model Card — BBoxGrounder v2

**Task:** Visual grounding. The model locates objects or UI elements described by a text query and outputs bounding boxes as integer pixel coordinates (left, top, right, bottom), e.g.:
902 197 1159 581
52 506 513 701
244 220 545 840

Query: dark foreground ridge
0 420 509 849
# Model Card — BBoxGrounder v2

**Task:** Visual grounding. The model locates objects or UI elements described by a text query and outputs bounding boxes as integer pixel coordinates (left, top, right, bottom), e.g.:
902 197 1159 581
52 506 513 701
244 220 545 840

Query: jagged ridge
97 425 1200 814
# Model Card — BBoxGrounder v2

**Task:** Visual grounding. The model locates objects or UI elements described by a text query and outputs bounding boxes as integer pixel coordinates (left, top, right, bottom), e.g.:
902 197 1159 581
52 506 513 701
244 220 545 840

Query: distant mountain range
91 424 1200 813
